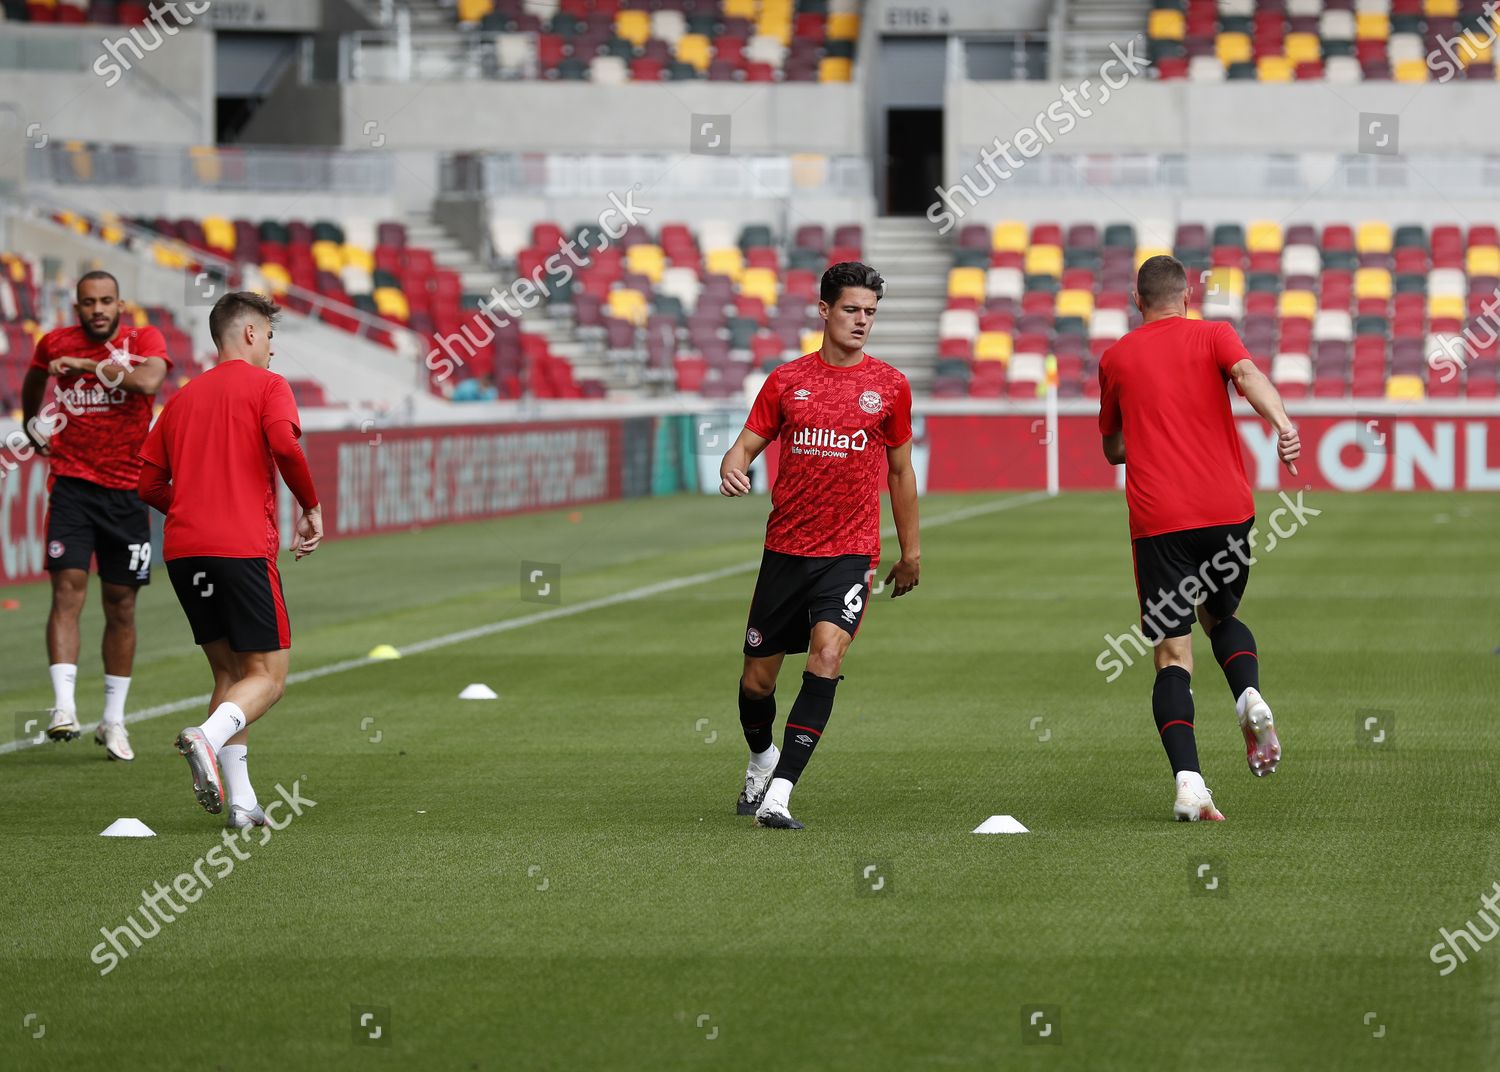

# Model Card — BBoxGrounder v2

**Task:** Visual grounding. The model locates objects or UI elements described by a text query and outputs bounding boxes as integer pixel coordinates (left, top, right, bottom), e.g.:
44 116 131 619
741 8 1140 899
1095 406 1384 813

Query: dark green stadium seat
934 358 971 379
352 294 377 316
726 317 758 348
1320 39 1355 58
1354 315 1389 336
259 220 289 244
555 58 589 80
1176 251 1210 272
479 13 505 31
1149 40 1187 61
372 269 399 290
312 221 343 244
1394 273 1428 294
1211 223 1245 248
652 294 685 319
788 249 825 272
1321 249 1357 271
549 14 585 36
1024 274 1060 293
1391 14 1424 34
1103 223 1136 248
824 39 855 59
1226 62 1257 79
1393 225 1428 250
600 36 634 59
1063 248 1100 270
739 224 775 251
1247 271 1281 292
687 14 719 35
666 61 701 80
952 250 989 269
1054 317 1088 338
1218 16 1251 35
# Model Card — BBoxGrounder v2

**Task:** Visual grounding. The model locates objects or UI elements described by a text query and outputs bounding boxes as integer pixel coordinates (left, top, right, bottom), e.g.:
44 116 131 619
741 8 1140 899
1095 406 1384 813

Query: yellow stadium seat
947 268 986 302
152 243 190 270
1429 294 1465 319
626 244 665 283
202 217 235 253
1356 221 1392 254
373 286 410 322
991 220 1027 252
342 244 374 273
256 261 290 292
1386 374 1425 401
1202 266 1245 297
974 332 1013 363
1468 246 1500 275
1279 290 1317 319
1257 57 1294 82
740 267 779 306
1025 245 1063 277
800 330 823 354
311 240 343 274
1216 32 1253 65
826 12 860 39
677 33 712 70
1356 13 1389 39
1424 0 1459 16
1459 39 1491 66
705 247 743 282
722 0 756 19
1395 59 1429 82
607 288 648 325
1148 9 1186 40
1056 289 1094 319
99 220 126 246
819 57 853 82
456 0 492 23
756 16 792 45
615 11 650 48
1354 268 1392 301
1135 246 1172 270
1248 221 1284 254
1284 33 1321 64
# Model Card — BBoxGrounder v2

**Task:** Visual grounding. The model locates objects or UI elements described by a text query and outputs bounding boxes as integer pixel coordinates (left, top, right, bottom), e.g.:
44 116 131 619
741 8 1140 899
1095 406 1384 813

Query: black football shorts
167 556 291 652
743 549 877 657
45 475 152 586
1131 516 1255 640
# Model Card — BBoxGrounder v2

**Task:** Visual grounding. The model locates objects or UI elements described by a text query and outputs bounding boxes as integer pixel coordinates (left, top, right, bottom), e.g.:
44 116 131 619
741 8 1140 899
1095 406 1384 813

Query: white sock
762 776 794 811
218 744 257 810
1176 770 1207 795
102 675 131 725
750 744 778 769
49 663 77 714
198 702 247 752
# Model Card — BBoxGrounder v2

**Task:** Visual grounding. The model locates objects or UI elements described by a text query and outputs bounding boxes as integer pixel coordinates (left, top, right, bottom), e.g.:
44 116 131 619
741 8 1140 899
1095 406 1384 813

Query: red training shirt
745 351 913 558
1098 317 1255 539
137 361 314 560
30 324 172 490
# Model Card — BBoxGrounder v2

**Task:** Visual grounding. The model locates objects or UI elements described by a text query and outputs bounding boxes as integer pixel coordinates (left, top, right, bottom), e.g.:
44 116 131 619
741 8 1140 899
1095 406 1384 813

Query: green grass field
1 489 1496 1070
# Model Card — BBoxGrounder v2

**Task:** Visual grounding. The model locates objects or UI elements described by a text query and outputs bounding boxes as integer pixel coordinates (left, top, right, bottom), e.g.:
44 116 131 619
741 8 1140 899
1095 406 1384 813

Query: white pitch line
1 491 1050 755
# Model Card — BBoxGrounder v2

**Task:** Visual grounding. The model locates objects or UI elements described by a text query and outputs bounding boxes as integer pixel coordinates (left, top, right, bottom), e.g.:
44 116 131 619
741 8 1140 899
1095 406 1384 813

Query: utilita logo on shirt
55 383 127 412
790 427 868 458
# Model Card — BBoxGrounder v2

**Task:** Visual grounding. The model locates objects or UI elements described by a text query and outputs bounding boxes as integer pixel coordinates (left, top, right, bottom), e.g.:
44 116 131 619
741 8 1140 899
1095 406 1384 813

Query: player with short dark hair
136 291 323 827
718 261 921 829
1099 255 1301 821
21 270 171 760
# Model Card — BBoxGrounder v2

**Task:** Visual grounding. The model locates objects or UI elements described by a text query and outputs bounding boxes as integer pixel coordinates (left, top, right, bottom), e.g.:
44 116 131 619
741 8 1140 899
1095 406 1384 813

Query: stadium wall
4 409 1498 586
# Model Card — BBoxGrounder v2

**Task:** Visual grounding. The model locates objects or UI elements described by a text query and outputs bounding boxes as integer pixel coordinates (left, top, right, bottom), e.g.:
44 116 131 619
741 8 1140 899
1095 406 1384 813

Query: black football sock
738 684 776 755
1153 665 1199 775
770 672 840 785
1209 618 1260 702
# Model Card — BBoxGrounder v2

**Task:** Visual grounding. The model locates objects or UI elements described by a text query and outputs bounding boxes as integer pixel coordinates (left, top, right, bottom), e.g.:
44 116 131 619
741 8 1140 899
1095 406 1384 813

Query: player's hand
1277 424 1301 476
23 421 49 456
883 556 920 598
295 504 323 560
48 356 89 377
719 466 752 497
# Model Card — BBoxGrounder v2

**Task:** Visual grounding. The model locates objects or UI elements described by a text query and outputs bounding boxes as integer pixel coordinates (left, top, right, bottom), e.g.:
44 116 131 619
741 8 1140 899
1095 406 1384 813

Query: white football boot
46 707 81 742
1237 687 1281 776
1173 773 1225 822
736 745 779 816
94 721 135 761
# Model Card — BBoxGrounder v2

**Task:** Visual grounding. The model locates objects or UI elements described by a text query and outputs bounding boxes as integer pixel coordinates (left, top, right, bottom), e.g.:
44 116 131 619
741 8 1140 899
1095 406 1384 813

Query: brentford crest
746 627 763 647
858 390 882 414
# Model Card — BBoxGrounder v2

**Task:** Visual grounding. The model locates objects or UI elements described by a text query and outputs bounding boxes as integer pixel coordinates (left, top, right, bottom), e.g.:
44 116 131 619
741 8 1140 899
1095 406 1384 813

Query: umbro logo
794 734 814 747
793 389 811 400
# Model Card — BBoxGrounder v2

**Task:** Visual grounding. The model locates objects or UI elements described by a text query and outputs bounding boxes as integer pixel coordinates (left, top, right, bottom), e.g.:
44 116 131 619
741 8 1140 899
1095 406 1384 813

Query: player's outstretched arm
719 428 770 497
884 440 920 598
1229 359 1300 475
20 367 50 454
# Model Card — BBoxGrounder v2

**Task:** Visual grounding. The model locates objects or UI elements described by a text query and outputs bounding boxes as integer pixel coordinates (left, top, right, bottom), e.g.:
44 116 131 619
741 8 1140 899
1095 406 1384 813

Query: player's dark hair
210 291 281 348
820 261 885 306
1135 255 1188 311
76 270 119 297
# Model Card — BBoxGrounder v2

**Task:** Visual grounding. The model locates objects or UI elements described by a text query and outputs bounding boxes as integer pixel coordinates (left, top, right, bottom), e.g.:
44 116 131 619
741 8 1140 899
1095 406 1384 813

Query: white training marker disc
100 818 156 838
458 683 499 700
972 815 1029 834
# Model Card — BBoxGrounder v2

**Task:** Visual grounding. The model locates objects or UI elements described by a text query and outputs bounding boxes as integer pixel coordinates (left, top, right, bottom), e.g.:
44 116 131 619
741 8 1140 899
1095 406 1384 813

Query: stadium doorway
885 108 944 217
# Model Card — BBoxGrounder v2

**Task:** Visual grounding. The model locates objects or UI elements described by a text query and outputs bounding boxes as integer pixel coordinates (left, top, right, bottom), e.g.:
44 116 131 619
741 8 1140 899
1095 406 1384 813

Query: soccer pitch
1 489 1495 1070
